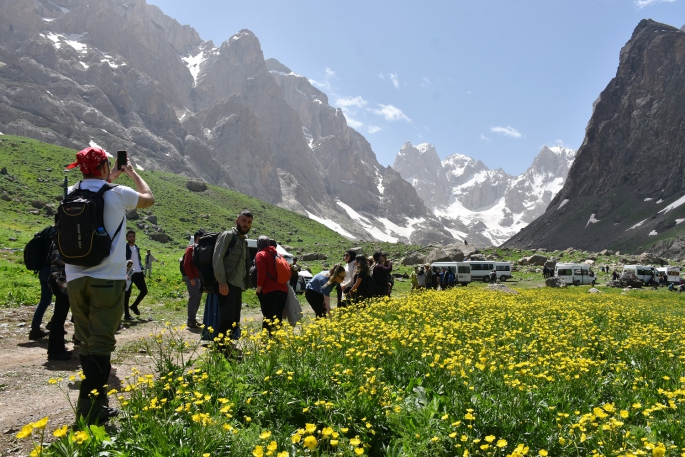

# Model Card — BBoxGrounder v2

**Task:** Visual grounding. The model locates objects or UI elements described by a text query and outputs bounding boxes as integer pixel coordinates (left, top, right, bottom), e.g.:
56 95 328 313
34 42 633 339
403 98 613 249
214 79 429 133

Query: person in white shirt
124 230 147 320
64 147 154 425
337 250 357 307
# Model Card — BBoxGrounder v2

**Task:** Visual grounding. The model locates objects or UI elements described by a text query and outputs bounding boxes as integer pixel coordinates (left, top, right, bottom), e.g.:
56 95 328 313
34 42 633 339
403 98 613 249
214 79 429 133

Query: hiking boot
123 315 134 322
29 328 49 341
187 321 201 329
130 304 140 316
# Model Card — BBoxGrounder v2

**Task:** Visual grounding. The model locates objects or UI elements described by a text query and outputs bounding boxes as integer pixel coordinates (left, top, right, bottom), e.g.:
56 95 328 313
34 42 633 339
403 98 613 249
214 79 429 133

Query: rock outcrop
504 20 685 257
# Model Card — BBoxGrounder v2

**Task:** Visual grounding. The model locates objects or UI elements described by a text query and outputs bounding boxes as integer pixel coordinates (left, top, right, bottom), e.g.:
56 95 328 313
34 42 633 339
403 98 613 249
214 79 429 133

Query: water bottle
96 227 106 235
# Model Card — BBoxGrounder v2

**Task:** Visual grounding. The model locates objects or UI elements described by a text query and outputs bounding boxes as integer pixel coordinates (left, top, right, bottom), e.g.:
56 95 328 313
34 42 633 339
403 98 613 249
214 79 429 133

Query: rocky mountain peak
504 20 685 257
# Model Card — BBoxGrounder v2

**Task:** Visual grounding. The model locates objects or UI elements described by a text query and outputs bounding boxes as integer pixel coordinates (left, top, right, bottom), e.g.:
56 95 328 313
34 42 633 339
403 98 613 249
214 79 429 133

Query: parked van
494 262 513 282
431 262 471 286
464 261 495 282
656 267 680 284
622 265 657 284
555 263 596 286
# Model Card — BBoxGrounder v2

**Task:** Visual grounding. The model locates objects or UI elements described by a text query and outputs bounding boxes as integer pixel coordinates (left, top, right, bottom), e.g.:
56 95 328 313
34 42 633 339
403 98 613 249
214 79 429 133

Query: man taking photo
64 147 154 425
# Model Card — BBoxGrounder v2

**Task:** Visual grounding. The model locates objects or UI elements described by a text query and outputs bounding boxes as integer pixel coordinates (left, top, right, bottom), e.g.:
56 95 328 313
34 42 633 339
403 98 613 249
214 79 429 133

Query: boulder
588 288 602 294
543 260 557 270
518 257 529 266
469 253 487 261
606 280 623 288
149 233 172 243
599 249 615 256
584 259 595 265
31 200 45 209
0 167 7 175
0 194 10 201
317 254 328 261
426 245 464 263
545 277 566 288
186 180 208 192
302 253 319 261
145 215 158 224
620 272 643 288
526 254 548 266
401 253 427 266
638 252 662 265
126 209 140 221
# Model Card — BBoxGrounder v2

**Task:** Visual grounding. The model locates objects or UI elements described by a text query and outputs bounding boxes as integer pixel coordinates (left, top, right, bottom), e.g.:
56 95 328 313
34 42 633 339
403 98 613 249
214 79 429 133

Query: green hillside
0 135 417 308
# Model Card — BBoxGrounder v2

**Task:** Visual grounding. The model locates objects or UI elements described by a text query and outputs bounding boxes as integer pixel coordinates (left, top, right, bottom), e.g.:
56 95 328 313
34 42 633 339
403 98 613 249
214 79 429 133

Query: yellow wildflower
53 425 68 438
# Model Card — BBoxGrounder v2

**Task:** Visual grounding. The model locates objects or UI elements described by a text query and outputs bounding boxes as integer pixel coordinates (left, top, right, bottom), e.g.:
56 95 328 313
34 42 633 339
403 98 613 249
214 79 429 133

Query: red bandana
65 147 109 176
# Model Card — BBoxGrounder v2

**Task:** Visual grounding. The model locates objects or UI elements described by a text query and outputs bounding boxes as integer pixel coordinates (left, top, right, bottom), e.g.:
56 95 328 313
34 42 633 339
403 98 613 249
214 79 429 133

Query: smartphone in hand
117 150 127 170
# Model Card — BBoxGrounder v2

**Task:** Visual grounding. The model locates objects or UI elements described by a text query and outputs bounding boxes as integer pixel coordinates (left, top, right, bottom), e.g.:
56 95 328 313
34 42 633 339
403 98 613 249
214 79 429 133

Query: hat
257 236 270 251
65 147 111 176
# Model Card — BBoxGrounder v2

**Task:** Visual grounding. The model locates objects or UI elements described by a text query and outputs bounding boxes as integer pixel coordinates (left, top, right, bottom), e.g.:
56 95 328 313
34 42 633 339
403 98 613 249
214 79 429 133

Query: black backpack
180 252 187 278
24 225 57 271
192 232 237 292
55 182 124 267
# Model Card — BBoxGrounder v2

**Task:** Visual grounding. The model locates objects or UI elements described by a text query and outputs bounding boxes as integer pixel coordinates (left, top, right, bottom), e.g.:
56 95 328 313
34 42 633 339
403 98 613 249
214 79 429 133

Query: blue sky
148 0 683 175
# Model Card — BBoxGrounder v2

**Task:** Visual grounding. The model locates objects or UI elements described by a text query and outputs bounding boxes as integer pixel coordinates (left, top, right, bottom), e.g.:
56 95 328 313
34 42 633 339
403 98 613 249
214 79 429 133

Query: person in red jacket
254 236 288 335
183 230 204 328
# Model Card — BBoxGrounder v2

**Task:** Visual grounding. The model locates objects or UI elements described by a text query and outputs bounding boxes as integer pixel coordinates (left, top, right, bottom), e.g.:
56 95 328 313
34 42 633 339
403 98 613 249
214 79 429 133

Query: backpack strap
95 183 124 242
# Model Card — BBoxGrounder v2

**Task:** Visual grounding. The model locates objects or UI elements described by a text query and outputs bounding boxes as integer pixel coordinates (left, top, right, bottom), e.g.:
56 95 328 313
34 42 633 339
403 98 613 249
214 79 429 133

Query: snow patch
658 193 685 215
203 128 213 140
644 198 654 201
182 49 212 85
336 201 372 225
136 164 145 171
302 126 314 149
79 61 89 69
656 199 664 204
305 211 355 239
626 218 648 231
558 199 569 210
676 219 685 225
585 214 600 227
88 140 104 151
42 17 56 22
377 177 384 195
649 230 658 236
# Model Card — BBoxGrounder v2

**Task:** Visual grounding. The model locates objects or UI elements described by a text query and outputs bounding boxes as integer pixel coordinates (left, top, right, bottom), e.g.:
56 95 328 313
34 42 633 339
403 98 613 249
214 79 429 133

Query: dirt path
0 304 264 456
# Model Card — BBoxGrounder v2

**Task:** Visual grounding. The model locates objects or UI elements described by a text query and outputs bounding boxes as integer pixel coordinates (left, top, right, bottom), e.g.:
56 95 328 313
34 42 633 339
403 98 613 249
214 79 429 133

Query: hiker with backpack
209 210 253 344
62 146 155 425
347 255 375 303
305 264 347 317
25 221 58 340
254 236 289 335
182 230 205 328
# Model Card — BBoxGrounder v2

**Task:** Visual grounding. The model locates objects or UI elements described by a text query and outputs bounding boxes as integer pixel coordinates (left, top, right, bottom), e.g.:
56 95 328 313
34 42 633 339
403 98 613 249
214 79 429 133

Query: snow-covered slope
394 143 575 246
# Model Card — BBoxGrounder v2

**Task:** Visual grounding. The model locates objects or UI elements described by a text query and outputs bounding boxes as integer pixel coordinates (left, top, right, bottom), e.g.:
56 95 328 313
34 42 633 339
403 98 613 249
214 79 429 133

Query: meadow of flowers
19 287 685 456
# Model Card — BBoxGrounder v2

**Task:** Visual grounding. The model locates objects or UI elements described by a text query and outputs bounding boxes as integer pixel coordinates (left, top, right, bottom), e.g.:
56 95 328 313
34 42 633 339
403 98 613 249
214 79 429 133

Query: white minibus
431 262 471 286
656 267 680 284
622 265 657 284
555 263 596 286
464 261 495 282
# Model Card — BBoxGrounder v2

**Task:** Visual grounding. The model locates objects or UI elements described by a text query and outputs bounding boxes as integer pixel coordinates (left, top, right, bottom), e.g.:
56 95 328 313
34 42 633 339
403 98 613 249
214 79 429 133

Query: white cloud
389 73 399 89
480 134 493 143
634 0 676 9
347 118 364 130
378 73 400 89
490 126 522 139
367 125 381 134
309 78 331 92
335 95 368 110
369 104 411 122
325 67 336 78
420 77 431 88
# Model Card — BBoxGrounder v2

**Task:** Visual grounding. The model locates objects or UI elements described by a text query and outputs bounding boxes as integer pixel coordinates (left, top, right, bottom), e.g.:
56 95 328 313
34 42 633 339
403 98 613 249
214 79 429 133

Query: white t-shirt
65 179 139 282
129 245 142 272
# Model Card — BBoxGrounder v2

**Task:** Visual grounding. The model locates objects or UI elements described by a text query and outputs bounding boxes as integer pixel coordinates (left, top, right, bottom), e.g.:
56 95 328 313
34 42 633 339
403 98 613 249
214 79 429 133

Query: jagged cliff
0 0 455 245
503 20 685 258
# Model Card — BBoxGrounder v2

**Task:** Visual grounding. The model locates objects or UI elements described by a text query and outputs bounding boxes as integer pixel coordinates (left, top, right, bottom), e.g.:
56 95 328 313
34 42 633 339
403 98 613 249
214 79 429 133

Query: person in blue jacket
305 264 347 317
